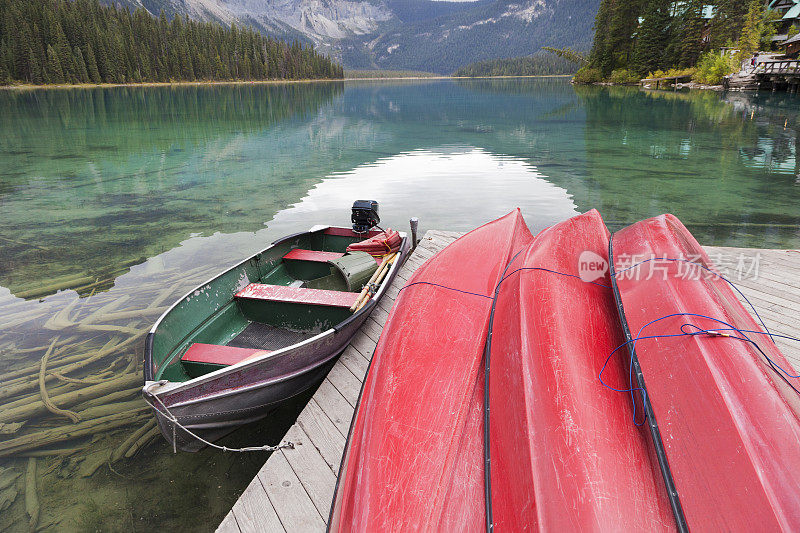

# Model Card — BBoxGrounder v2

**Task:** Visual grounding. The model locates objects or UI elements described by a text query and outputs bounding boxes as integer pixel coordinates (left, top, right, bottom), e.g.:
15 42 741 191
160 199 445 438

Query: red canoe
611 214 800 531
487 210 675 531
330 210 533 531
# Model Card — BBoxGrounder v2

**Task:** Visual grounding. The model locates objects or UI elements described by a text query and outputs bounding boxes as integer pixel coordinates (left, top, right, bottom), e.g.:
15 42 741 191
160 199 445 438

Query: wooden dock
217 234 800 533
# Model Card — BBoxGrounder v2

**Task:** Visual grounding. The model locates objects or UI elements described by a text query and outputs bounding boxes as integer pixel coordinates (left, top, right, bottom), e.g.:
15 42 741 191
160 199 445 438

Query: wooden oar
354 253 398 312
350 258 386 312
350 252 397 312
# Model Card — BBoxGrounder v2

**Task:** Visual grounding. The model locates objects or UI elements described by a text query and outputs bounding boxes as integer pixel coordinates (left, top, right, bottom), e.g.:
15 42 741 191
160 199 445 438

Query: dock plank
325 361 362 407
297 399 346 474
217 512 242 533
338 346 369 382
258 452 326 531
282 424 338 519
231 478 285 533
219 236 800 533
313 379 355 436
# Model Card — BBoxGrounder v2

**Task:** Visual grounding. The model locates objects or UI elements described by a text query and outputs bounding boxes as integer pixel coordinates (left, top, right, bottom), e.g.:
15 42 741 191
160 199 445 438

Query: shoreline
575 80 726 91
0 74 576 90
0 78 345 91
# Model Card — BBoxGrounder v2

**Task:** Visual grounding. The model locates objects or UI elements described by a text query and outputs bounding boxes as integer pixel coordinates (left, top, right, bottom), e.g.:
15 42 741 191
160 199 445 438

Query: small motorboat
142 201 410 452
611 214 800 531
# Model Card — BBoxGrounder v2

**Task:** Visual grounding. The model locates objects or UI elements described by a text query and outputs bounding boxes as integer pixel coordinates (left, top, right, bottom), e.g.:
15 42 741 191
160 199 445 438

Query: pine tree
84 43 100 83
45 44 64 83
632 0 672 74
709 0 749 48
74 45 89 82
27 48 42 83
673 0 706 68
589 0 647 77
737 0 766 58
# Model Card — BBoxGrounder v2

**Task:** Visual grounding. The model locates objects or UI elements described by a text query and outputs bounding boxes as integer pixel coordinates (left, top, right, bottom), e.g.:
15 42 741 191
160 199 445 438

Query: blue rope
615 256 775 344
498 266 611 290
398 261 611 302
599 312 800 426
398 281 493 300
397 253 800 427
604 255 798 424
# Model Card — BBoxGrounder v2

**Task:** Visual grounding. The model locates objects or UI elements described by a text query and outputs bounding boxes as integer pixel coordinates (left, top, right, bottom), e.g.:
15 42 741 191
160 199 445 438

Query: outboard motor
351 200 380 234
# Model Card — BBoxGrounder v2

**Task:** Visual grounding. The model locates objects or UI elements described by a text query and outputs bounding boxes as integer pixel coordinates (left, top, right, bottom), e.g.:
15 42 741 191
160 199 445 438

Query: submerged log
25 458 39 533
0 485 17 513
3 308 52 330
38 339 81 424
13 273 95 299
0 333 142 402
49 371 106 385
18 447 83 458
148 286 177 309
87 306 167 323
111 419 156 464
0 422 25 435
0 467 20 490
71 385 139 412
75 398 148 421
0 409 147 458
76 324 141 336
125 426 161 459
0 373 140 424
14 258 145 300
43 298 82 330
0 372 139 424
0 335 81 358
77 448 111 478
78 295 131 325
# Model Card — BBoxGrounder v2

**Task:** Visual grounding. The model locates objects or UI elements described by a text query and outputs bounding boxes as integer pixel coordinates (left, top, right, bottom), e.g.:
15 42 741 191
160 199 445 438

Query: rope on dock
143 382 295 454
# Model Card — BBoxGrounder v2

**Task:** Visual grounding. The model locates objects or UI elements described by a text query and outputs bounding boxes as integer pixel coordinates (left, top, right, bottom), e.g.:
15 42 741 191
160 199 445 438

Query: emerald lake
1 78 799 531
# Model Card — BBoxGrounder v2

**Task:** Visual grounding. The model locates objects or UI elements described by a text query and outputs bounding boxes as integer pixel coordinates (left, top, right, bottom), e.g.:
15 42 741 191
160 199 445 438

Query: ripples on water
0 79 799 531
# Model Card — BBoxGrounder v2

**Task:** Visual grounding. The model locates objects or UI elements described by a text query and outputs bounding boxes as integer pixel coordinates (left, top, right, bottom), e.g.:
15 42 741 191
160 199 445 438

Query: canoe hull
488 210 674 531
330 210 534 531
612 214 800 531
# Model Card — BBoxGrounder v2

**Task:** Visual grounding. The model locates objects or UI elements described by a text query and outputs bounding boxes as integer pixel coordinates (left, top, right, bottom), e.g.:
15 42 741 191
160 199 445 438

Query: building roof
785 4 800 19
782 33 800 46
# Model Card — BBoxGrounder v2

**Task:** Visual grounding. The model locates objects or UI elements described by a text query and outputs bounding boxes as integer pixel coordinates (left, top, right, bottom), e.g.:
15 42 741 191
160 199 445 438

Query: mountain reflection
2 79 800 300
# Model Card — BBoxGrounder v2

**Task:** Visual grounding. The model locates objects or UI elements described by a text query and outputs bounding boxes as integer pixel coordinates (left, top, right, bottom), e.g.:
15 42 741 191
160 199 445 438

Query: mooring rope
143 381 294 454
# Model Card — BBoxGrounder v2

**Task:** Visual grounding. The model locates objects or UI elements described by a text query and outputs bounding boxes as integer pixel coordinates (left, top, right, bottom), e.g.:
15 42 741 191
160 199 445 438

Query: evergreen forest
582 0 782 83
453 53 581 77
0 0 343 86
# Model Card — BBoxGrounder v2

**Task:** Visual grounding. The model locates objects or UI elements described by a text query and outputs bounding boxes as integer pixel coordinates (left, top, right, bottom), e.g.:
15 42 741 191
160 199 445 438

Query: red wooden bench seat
235 283 359 308
181 343 271 367
283 249 344 263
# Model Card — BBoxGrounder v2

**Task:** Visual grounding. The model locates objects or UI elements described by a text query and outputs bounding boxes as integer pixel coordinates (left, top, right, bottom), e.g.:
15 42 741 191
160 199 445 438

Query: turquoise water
1 78 799 531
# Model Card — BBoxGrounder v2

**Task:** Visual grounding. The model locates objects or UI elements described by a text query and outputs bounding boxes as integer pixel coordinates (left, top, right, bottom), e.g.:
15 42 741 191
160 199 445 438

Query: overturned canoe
611 214 800 531
487 209 675 531
330 210 533 531
142 224 409 452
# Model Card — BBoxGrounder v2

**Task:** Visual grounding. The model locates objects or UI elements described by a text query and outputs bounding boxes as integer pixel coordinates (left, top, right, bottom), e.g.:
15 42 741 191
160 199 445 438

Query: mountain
102 0 600 73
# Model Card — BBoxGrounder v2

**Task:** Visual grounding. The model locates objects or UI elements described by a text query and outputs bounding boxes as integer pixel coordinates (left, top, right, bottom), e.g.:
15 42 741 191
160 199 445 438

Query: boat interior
152 227 395 382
